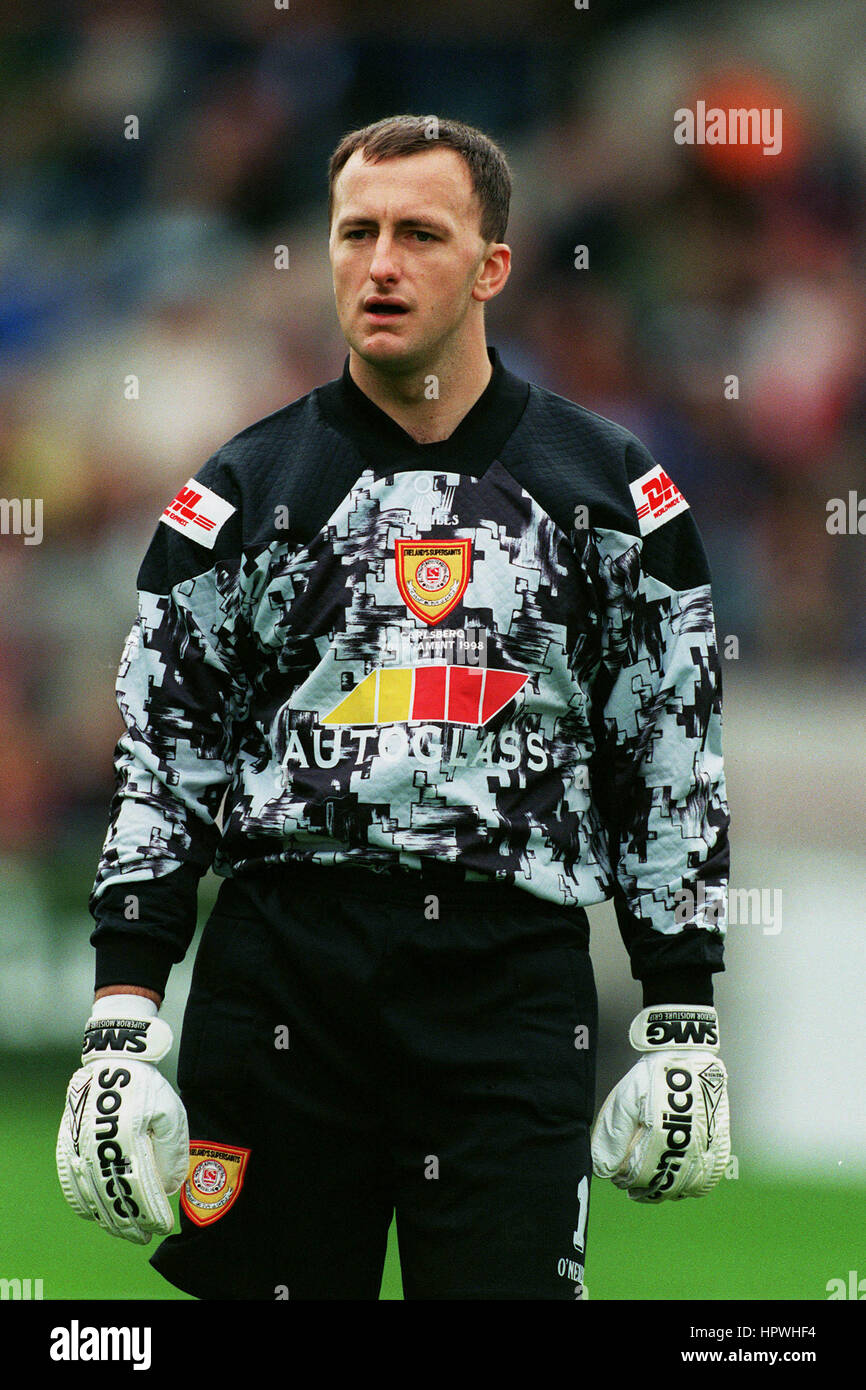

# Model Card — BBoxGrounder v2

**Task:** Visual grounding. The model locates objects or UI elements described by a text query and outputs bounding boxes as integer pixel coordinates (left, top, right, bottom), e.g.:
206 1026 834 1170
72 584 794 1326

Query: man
57 115 731 1301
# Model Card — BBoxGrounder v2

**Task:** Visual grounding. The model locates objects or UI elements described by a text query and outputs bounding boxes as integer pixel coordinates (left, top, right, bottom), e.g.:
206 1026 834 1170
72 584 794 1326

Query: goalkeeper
57 113 731 1299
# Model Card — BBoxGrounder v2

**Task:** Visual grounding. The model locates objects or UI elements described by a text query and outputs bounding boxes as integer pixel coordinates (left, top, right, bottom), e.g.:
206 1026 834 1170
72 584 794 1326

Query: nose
369 233 400 285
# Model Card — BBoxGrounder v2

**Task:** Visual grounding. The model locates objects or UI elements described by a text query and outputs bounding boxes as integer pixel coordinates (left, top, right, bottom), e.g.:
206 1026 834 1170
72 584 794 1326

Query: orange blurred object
686 70 806 182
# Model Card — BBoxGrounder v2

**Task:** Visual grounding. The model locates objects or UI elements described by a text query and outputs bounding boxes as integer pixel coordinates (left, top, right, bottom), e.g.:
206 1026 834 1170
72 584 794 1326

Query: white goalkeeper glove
56 994 189 1245
591 1005 730 1202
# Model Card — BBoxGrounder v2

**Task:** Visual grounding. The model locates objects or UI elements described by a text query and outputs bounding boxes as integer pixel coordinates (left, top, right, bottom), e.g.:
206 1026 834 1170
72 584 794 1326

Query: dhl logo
322 665 528 727
163 486 217 531
636 469 682 522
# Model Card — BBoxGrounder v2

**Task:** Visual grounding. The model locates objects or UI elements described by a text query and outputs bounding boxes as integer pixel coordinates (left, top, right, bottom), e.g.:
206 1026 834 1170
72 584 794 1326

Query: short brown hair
328 114 512 244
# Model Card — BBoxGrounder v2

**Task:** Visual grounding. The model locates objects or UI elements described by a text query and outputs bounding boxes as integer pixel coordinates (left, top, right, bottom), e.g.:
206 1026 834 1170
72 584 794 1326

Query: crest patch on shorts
180 1141 250 1227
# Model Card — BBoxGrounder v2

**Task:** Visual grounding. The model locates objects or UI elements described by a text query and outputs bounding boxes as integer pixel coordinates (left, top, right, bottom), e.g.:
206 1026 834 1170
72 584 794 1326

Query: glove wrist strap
629 1005 720 1052
91 992 158 1021
81 1014 173 1065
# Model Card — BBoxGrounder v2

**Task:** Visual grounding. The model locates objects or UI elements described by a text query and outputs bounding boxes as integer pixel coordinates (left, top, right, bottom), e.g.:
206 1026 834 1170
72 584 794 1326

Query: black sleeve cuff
93 931 180 999
89 863 203 998
640 966 716 1007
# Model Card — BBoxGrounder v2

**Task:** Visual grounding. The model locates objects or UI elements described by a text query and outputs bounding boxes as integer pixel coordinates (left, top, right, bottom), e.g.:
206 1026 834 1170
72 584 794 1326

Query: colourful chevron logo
321 665 528 727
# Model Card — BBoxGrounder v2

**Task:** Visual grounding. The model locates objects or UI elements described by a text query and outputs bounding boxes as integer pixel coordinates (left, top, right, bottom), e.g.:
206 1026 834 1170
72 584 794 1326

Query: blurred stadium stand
1 0 865 1181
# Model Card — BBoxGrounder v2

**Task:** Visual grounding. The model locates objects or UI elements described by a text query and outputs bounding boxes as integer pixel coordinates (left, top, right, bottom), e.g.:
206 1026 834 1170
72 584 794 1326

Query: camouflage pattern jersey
90 347 730 1000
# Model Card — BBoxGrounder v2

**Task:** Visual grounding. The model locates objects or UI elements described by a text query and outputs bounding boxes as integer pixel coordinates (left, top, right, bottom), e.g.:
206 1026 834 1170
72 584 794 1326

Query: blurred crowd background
0 11 864 1306
2 0 865 861
2 0 866 1152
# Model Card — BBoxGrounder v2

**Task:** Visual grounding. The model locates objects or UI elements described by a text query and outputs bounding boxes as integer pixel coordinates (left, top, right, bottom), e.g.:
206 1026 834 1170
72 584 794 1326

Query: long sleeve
89 468 249 993
588 438 730 1003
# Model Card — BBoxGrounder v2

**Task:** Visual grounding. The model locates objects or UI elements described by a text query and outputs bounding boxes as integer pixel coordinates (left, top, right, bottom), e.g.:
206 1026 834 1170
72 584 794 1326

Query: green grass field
7 1056 863 1301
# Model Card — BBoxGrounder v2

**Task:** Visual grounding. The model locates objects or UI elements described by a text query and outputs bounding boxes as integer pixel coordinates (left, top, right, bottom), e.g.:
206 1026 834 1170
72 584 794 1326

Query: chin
354 336 423 373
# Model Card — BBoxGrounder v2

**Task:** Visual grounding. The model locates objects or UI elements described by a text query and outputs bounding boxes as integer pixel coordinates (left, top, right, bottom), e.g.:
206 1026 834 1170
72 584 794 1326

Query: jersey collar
316 345 529 476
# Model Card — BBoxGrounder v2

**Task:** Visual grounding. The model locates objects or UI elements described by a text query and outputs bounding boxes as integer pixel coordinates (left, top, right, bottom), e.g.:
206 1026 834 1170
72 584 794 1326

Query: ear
472 243 511 303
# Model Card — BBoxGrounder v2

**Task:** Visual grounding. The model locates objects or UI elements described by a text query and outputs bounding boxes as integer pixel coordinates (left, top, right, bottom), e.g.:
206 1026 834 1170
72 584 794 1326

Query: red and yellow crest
180 1141 250 1227
395 538 471 626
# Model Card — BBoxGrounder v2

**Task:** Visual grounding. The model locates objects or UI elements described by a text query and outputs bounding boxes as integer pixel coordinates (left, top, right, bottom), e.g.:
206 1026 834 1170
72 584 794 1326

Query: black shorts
151 863 597 1300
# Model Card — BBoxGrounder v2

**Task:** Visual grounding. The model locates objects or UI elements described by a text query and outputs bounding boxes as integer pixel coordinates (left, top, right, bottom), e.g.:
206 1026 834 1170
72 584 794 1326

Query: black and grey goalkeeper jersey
90 347 730 996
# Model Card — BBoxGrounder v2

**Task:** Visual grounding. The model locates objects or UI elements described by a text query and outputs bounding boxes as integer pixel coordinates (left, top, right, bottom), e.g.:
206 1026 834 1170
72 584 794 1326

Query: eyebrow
335 214 452 235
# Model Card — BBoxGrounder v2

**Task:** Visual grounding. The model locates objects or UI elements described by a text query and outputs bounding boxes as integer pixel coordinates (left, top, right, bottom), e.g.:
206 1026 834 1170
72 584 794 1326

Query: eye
345 229 369 240
412 230 435 242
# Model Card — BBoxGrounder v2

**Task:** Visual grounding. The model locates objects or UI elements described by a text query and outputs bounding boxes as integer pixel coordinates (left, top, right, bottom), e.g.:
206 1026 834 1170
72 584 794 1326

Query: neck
348 339 493 443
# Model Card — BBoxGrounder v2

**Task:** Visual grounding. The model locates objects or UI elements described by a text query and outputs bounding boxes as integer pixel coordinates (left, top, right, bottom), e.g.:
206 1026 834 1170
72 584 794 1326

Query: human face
329 145 501 375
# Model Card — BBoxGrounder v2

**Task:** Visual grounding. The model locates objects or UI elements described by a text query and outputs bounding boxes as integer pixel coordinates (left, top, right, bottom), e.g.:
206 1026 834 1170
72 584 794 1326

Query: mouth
363 300 410 320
